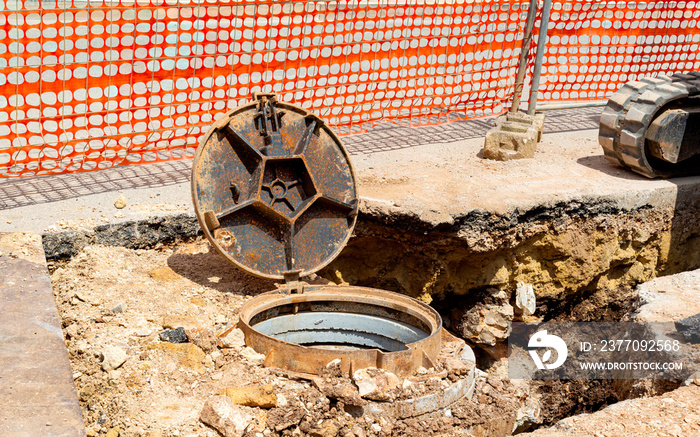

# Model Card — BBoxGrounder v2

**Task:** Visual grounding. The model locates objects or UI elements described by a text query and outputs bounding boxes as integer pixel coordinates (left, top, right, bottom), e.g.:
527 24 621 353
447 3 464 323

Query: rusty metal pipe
510 0 539 113
528 0 553 116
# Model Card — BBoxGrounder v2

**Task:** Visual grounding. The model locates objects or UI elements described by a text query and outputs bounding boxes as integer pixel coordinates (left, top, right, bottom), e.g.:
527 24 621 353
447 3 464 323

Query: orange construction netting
537 1 700 102
1 1 699 177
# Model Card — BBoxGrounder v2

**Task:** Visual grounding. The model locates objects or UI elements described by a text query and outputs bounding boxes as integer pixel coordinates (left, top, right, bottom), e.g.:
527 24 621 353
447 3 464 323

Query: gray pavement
0 233 85 436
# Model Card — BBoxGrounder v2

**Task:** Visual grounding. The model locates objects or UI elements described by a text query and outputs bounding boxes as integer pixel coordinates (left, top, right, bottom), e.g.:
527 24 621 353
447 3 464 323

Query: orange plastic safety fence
1 1 700 178
534 1 700 103
0 0 526 177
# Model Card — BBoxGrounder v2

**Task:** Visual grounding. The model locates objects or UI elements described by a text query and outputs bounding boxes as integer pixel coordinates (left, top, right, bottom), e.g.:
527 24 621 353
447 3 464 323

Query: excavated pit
48 239 521 437
454 285 685 433
321 198 700 305
44 237 692 436
38 180 700 436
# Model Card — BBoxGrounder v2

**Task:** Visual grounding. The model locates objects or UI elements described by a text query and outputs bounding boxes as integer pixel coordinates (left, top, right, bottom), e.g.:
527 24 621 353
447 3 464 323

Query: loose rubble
239 347 266 366
51 240 700 436
352 368 401 402
675 313 700 342
114 195 127 209
100 345 127 372
200 396 253 437
52 241 526 436
220 385 277 408
451 288 514 358
159 327 188 343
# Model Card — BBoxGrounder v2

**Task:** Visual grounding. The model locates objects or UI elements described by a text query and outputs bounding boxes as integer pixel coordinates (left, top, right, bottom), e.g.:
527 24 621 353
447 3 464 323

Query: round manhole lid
191 94 358 280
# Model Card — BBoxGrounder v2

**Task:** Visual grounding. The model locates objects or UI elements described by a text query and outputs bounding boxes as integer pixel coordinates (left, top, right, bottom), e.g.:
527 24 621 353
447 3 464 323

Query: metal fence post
527 0 553 116
510 0 539 113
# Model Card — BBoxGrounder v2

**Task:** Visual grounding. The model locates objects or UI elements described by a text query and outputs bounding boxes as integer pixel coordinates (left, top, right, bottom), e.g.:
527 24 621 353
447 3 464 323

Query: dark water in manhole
304 343 387 351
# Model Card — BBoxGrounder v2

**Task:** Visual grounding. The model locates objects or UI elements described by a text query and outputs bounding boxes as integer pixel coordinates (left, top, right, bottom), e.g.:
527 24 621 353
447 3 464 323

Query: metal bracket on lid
253 98 283 134
252 92 279 104
278 270 305 295
253 92 287 157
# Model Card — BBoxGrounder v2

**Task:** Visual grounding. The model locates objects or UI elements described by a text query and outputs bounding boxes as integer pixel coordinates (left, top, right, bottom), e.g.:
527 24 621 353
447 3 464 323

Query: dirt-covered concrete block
484 120 537 160
483 112 546 161
503 111 546 140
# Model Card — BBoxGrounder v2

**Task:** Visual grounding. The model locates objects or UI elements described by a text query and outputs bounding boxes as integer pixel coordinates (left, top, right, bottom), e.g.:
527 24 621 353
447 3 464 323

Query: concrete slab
352 124 697 222
0 233 85 436
634 268 700 323
0 160 192 234
0 106 696 236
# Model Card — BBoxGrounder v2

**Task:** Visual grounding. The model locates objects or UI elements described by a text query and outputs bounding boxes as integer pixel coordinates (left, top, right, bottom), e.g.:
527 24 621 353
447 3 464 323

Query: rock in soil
453 288 514 350
100 345 127 372
186 327 218 352
200 395 253 437
146 342 206 373
515 282 536 317
352 367 401 402
112 302 127 314
675 312 700 343
239 346 265 366
159 327 188 343
313 376 366 406
162 314 202 330
444 357 473 377
308 420 340 437
220 385 277 408
218 327 246 350
266 406 305 432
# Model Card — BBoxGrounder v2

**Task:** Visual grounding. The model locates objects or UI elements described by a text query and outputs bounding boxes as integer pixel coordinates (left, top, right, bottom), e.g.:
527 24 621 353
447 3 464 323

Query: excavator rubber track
599 71 700 178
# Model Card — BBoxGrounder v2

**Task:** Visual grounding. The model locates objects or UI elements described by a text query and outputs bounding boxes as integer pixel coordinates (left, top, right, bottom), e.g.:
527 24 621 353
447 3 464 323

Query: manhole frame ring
234 284 444 377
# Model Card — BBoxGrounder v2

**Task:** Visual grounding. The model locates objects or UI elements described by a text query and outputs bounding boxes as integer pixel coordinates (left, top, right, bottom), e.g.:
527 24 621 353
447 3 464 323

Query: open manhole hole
191 94 473 408
234 285 444 376
247 294 434 352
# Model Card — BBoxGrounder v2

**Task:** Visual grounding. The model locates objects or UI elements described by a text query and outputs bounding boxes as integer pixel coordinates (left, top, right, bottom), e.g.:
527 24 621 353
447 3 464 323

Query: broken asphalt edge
42 176 698 263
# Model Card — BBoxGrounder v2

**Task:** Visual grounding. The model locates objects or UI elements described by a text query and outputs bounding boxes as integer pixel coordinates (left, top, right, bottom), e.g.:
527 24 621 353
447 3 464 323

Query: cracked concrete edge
42 177 695 263
357 181 688 234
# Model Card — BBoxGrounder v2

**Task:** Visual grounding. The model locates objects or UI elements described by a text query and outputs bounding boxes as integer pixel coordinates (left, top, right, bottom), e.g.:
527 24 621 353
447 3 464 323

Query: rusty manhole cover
191 93 462 380
191 93 357 280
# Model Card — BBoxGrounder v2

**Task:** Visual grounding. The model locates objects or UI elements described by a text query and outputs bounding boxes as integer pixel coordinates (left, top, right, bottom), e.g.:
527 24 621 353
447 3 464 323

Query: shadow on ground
166 241 276 296
575 155 651 180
